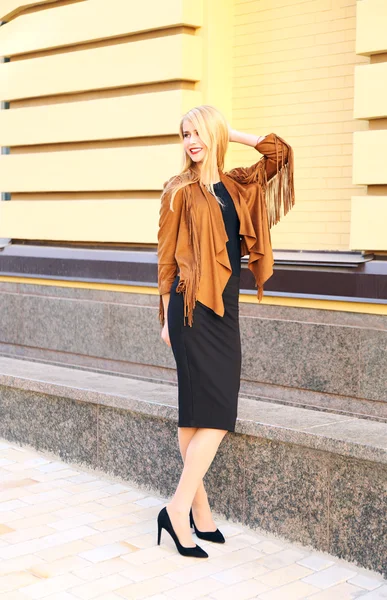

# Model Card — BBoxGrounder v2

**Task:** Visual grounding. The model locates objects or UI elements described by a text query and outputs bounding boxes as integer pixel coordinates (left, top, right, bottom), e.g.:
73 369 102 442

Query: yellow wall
0 0 386 253
231 0 369 250
0 0 206 242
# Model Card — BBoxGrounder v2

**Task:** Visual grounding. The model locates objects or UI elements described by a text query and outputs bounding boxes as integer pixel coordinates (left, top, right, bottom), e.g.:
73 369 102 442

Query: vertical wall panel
356 0 387 55
350 0 387 251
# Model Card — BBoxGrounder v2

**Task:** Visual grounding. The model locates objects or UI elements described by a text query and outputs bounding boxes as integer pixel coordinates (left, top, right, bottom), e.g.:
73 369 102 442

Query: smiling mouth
190 148 202 154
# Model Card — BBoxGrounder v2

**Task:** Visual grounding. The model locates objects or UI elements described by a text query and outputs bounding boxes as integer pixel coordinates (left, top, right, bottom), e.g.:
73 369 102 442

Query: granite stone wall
0 282 385 418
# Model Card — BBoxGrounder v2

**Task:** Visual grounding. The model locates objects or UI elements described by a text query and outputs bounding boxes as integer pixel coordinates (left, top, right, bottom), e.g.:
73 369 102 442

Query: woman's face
182 119 207 163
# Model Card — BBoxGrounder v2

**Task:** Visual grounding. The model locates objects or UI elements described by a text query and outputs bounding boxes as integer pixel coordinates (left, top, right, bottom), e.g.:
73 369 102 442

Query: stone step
0 356 386 578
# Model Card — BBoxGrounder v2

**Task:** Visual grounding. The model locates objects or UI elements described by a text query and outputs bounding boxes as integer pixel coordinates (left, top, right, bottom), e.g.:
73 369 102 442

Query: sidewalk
0 439 386 600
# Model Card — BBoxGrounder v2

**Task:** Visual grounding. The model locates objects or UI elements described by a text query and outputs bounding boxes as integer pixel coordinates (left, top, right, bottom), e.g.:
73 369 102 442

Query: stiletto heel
190 507 225 543
157 506 208 558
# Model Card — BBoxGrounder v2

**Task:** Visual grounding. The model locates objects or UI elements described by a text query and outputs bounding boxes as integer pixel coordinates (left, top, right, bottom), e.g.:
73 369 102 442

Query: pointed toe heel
157 506 208 558
190 508 225 543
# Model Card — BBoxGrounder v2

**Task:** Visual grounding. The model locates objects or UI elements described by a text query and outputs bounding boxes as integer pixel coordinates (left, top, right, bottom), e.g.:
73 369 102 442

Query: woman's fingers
161 325 171 347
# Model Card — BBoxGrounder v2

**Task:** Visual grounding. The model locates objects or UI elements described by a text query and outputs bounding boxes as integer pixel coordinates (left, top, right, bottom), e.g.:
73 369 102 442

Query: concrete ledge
0 356 386 577
0 357 385 466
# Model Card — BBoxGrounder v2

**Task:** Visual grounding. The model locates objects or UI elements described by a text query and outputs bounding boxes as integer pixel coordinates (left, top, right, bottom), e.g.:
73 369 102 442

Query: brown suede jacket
157 133 295 327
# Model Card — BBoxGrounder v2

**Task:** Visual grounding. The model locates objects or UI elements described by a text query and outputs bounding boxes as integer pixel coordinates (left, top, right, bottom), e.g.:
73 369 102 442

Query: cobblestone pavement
0 439 386 600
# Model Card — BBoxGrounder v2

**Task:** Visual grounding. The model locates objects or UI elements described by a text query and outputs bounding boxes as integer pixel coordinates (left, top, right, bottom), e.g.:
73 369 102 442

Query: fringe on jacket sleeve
157 185 184 327
173 184 201 328
226 133 295 229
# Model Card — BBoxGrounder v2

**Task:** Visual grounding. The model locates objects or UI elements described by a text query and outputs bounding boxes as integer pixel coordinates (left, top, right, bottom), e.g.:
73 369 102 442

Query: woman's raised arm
226 131 295 227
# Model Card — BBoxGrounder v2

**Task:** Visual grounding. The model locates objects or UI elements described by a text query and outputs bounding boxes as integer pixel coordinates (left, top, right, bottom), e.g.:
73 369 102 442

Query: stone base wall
0 281 385 419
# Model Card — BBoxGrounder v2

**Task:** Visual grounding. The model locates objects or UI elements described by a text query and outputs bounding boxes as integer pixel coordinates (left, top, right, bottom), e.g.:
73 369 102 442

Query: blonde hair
162 104 230 211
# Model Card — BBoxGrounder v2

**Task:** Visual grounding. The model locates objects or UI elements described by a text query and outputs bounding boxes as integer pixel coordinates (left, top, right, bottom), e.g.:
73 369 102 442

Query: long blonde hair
162 104 230 211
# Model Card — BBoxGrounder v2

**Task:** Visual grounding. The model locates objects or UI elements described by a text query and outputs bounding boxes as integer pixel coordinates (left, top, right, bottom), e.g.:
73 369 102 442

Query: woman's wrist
162 293 170 321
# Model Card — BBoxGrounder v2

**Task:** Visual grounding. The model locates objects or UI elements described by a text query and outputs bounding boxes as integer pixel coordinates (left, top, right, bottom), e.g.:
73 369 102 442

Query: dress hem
178 422 236 433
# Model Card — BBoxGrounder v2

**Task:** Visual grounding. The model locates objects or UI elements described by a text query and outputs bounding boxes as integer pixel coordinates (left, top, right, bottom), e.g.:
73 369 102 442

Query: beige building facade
0 2 386 576
0 0 386 312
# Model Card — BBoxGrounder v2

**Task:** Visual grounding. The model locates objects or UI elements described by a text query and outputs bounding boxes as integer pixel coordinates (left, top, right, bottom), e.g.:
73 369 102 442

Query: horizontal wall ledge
350 196 387 251
0 90 201 146
0 0 202 57
354 63 387 119
356 0 387 56
0 199 162 242
0 0 62 22
0 34 201 101
273 251 373 267
0 244 385 302
353 130 387 185
0 145 182 192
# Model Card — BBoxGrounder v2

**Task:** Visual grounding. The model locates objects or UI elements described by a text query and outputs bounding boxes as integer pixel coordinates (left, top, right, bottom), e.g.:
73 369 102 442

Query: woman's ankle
191 499 211 512
167 501 190 516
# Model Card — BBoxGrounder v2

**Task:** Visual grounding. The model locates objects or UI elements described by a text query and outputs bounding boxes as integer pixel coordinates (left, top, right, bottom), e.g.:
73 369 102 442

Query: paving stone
114 575 178 599
134 496 164 507
258 548 306 570
208 578 270 600
296 555 335 571
359 586 387 599
18 573 84 598
166 560 224 584
0 571 42 594
167 576 225 600
301 565 359 589
67 573 129 599
348 574 384 591
303 581 372 599
78 542 133 563
256 563 313 587
210 560 269 584
257 580 320 599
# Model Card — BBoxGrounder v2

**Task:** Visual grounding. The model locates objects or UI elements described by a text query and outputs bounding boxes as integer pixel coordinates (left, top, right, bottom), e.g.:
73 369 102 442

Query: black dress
167 181 242 432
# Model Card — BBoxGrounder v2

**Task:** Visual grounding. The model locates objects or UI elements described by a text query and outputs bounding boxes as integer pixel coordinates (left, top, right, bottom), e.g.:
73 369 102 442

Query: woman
156 105 295 558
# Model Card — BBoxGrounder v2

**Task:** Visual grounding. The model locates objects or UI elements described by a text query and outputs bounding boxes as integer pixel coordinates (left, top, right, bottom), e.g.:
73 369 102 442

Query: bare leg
166 427 228 547
178 427 217 531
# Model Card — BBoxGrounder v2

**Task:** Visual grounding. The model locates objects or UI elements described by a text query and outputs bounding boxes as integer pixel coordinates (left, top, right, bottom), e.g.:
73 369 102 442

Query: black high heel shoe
157 506 208 558
189 507 225 543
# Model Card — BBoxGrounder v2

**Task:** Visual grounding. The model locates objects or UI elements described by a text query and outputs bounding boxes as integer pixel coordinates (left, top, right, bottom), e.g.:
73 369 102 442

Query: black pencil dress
167 181 242 432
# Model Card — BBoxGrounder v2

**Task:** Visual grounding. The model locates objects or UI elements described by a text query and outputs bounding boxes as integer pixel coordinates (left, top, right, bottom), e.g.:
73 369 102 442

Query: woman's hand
161 321 171 347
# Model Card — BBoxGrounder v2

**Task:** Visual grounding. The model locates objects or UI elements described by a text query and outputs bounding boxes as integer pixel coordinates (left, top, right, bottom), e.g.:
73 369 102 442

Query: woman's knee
178 427 198 459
